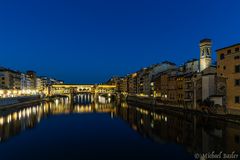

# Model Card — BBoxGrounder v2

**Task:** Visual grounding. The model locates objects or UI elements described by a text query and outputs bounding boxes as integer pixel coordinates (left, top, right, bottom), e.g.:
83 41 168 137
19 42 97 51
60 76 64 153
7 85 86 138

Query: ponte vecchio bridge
49 84 117 97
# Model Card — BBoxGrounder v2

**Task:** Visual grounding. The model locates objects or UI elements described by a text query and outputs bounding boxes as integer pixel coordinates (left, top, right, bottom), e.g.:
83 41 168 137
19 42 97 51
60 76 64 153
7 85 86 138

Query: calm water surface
0 95 239 160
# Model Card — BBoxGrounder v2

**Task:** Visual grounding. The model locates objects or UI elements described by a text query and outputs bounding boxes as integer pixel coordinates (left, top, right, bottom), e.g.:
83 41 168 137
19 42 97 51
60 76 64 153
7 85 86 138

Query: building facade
20 73 32 90
128 73 138 95
26 70 37 90
137 61 177 97
0 68 21 90
183 59 199 73
36 77 43 91
119 76 129 94
216 43 240 110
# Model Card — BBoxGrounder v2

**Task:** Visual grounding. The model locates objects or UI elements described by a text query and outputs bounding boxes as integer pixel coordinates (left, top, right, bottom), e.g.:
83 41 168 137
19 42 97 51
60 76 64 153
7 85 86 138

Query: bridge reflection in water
0 97 239 156
0 95 116 142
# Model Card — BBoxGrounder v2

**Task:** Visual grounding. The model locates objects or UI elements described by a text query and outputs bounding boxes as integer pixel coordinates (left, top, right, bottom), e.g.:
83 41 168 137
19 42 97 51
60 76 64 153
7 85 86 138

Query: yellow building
216 43 240 111
0 68 21 90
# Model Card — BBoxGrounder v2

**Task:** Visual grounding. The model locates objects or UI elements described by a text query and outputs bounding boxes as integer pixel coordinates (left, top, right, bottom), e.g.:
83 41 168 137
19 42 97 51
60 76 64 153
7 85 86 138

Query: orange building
216 43 240 112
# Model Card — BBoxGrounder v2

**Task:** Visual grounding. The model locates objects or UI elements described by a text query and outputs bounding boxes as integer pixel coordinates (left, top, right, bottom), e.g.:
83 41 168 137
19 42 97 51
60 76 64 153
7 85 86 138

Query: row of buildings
107 39 240 113
0 67 63 97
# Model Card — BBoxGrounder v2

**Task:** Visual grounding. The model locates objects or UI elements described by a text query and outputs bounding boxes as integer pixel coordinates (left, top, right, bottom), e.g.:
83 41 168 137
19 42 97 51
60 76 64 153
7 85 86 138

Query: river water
0 95 239 160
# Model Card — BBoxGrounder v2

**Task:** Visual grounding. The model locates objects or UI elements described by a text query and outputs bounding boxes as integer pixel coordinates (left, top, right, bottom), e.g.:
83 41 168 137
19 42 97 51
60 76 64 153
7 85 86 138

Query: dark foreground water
0 96 239 160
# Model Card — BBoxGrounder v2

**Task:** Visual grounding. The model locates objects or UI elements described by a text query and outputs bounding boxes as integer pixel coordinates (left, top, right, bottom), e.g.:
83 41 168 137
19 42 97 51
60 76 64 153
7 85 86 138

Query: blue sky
0 0 239 83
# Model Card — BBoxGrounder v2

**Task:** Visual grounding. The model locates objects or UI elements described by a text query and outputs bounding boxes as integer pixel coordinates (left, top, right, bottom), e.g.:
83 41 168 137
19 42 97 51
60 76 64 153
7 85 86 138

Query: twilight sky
0 0 240 83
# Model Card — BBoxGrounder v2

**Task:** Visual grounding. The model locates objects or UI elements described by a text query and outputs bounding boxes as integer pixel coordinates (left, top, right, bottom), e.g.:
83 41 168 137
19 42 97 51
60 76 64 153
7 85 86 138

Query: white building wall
185 60 199 73
21 73 32 90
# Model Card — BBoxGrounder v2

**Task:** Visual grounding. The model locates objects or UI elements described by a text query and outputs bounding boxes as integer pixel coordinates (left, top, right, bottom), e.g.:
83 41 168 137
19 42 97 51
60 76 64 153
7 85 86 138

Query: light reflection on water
0 94 239 158
116 103 240 154
0 96 115 143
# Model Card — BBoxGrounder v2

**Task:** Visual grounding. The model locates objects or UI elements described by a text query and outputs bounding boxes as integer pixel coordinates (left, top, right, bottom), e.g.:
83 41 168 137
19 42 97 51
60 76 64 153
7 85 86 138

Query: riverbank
127 95 240 123
0 96 60 111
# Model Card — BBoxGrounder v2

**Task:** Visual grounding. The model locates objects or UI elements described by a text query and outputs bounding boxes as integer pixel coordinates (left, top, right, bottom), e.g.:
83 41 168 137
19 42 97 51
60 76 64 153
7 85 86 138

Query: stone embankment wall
127 95 240 118
0 96 41 107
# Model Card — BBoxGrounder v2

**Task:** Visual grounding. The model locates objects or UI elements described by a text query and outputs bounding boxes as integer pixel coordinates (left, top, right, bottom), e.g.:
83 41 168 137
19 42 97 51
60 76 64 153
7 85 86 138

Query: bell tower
199 39 212 72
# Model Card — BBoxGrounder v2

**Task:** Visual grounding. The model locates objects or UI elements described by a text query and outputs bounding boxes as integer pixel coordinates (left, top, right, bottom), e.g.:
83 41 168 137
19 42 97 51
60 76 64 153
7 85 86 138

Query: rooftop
216 43 240 52
200 38 212 43
185 58 198 63
161 61 176 66
0 68 21 74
